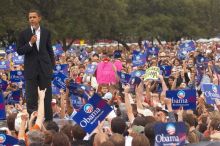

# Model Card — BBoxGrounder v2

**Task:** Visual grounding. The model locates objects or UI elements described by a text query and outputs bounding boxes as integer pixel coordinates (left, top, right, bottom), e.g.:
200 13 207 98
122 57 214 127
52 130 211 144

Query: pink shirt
114 60 123 71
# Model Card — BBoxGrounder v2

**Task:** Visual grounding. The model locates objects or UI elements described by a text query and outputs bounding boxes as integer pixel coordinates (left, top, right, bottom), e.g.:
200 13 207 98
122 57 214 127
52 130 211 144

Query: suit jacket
17 27 55 80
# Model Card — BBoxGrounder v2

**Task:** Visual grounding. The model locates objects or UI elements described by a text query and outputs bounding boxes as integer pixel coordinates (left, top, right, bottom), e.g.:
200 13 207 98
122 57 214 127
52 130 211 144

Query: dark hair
210 118 220 131
183 114 196 127
51 132 70 146
109 133 125 146
44 130 56 145
133 116 148 127
132 134 150 146
111 117 126 134
28 9 41 16
45 121 59 132
100 140 115 146
60 123 74 143
7 113 17 131
144 122 158 146
72 124 86 140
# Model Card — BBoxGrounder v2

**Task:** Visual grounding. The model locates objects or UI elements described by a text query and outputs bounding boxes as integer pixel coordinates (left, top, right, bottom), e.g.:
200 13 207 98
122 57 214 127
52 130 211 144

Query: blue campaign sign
159 65 172 78
147 47 159 57
0 93 6 120
166 89 196 110
154 122 186 146
0 79 8 91
196 54 209 68
130 70 145 78
179 41 196 52
114 50 122 58
132 50 147 67
177 48 188 60
53 64 68 76
10 71 24 82
201 84 220 104
0 134 18 145
53 44 64 56
53 72 68 89
0 61 10 70
6 90 21 104
72 93 113 134
70 94 84 110
52 83 60 95
85 64 97 75
5 44 16 54
117 71 131 84
12 55 24 65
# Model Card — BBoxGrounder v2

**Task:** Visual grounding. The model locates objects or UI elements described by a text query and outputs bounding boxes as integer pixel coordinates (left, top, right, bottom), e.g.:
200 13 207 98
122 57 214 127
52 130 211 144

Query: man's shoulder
40 27 50 33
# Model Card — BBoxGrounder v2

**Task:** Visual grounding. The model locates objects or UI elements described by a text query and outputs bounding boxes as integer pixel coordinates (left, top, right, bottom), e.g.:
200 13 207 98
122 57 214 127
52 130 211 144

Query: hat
137 108 153 117
131 125 145 133
102 92 113 100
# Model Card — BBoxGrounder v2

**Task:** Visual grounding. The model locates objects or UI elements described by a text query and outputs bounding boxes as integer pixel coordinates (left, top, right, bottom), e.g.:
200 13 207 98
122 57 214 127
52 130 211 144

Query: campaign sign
53 64 68 76
5 44 16 54
130 70 145 78
53 72 68 89
85 64 97 75
0 134 18 145
201 84 220 104
52 83 60 95
159 65 172 78
0 61 10 70
72 93 113 134
0 79 8 91
53 44 64 56
166 89 196 110
0 93 6 120
117 71 131 84
132 50 147 67
114 50 122 58
6 90 21 104
196 54 209 68
12 55 24 65
154 122 186 146
144 66 160 80
10 71 24 82
179 41 195 52
147 47 159 57
177 48 188 60
70 94 84 110
79 49 89 62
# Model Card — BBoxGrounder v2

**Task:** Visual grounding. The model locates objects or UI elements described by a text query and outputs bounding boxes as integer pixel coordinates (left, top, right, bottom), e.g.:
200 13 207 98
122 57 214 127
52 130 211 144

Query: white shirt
30 26 41 51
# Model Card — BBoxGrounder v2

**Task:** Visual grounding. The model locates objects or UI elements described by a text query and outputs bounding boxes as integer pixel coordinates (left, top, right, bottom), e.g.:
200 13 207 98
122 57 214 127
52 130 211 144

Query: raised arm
124 85 135 123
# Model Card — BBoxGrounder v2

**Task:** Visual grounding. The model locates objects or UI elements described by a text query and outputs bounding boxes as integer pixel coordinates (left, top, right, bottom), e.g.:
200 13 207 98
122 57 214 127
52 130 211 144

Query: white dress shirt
30 26 41 51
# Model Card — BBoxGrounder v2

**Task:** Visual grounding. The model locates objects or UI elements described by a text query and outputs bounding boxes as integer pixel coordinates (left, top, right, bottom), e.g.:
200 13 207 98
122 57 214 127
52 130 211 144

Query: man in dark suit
17 9 55 121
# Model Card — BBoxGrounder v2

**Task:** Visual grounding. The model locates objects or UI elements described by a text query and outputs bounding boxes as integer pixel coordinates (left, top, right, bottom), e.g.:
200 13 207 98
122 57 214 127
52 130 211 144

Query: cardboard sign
6 90 21 104
5 44 16 54
117 72 131 84
147 47 159 57
72 93 112 134
166 89 196 110
85 64 97 75
53 72 68 89
154 122 186 146
53 44 64 56
159 66 172 78
0 134 18 145
0 93 6 120
0 79 8 91
179 41 196 52
144 66 160 80
201 84 220 104
130 70 145 78
132 50 147 67
53 64 68 76
0 61 10 70
10 71 24 82
12 53 24 65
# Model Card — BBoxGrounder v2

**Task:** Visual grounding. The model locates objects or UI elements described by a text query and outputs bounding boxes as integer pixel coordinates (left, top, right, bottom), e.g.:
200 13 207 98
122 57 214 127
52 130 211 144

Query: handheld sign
53 64 68 76
132 50 147 67
0 93 6 120
0 61 10 70
144 66 160 80
0 134 18 145
0 79 8 91
53 44 64 56
117 72 131 84
159 66 172 78
10 71 24 82
147 47 159 57
179 41 195 52
130 70 145 78
201 84 220 104
70 94 84 110
53 72 68 89
5 44 16 54
166 89 196 110
72 93 113 134
154 122 186 146
52 83 60 95
85 64 97 75
6 90 21 104
196 54 209 69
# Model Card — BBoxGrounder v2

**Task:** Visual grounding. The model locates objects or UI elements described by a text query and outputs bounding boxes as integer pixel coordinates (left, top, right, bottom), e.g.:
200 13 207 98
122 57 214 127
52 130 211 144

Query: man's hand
38 87 47 100
30 111 38 120
123 84 130 93
30 35 37 44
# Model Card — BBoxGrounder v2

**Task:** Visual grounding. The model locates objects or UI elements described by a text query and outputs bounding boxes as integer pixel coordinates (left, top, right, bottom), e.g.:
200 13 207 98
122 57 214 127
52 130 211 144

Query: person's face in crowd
101 86 108 94
168 78 174 86
155 111 167 122
150 58 158 66
92 55 99 62
2 73 7 80
170 52 175 58
187 59 194 68
174 59 180 66
29 12 41 28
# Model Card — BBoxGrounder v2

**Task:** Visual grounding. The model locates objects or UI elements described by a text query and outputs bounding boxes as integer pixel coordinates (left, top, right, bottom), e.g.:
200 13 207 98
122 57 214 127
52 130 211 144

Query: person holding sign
17 9 55 121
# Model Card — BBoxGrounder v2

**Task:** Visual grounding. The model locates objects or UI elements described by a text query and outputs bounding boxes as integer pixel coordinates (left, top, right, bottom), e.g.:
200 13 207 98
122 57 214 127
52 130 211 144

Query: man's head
28 9 41 29
111 117 127 134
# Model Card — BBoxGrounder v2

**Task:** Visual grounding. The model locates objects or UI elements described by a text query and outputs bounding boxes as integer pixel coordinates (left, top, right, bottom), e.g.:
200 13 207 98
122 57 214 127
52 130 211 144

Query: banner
0 93 6 120
0 61 10 70
5 44 16 54
10 71 24 82
6 90 21 104
85 64 97 75
144 66 160 80
201 84 220 104
132 50 147 67
72 93 112 134
0 79 8 91
53 44 64 56
53 72 68 89
154 122 186 146
117 72 131 84
159 65 172 78
0 134 18 145
166 89 196 110
130 70 145 78
53 64 68 76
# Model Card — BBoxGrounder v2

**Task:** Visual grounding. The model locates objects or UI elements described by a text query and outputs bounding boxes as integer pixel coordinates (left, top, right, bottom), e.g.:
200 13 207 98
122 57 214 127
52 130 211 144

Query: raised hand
38 87 47 100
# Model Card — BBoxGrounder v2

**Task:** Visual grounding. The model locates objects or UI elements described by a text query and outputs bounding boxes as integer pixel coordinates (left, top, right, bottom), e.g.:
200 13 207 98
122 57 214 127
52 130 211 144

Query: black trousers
25 73 53 121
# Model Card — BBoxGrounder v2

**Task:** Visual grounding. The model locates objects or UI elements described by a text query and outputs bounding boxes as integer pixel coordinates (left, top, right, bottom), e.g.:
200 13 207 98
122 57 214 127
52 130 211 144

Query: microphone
33 28 36 35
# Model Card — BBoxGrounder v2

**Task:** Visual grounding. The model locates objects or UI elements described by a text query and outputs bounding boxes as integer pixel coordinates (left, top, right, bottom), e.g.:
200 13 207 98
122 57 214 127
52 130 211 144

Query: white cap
137 108 153 117
102 92 113 100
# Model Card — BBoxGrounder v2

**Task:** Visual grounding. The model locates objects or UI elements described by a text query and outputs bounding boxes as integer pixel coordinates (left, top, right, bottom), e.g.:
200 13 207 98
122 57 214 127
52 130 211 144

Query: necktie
32 29 37 50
